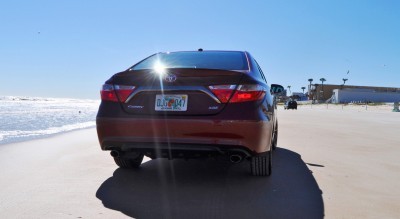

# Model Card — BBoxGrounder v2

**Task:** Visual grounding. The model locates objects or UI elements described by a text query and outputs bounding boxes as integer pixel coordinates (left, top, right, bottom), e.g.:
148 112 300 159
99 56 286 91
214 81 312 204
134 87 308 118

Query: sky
1 0 399 99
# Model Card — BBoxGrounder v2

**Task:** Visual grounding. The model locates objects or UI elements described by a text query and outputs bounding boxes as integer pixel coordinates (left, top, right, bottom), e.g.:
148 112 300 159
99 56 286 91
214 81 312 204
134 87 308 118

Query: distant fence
289 102 395 112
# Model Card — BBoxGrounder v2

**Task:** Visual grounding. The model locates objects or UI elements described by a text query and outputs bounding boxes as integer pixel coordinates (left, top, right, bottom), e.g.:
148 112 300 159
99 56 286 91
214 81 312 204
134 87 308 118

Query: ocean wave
0 96 99 145
0 96 99 103
0 122 96 145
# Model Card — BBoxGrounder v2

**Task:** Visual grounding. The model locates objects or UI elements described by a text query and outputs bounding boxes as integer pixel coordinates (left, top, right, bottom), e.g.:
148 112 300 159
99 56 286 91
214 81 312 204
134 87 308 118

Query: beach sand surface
1 105 399 218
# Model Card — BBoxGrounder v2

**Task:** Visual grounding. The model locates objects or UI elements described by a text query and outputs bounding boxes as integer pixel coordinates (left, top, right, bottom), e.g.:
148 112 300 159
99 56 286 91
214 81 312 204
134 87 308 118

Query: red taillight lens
230 84 266 103
114 85 136 102
101 84 118 102
209 84 266 103
100 84 135 102
208 85 236 103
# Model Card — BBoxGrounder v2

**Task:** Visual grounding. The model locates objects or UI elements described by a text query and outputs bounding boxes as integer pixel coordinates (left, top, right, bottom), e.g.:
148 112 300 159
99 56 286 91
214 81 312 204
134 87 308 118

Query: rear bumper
96 117 273 155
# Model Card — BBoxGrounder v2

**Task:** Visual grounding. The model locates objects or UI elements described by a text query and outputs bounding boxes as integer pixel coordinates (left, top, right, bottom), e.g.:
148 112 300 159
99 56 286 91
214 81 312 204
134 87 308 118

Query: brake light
100 84 135 102
101 84 117 102
209 84 266 103
208 85 236 103
230 85 266 103
114 85 136 102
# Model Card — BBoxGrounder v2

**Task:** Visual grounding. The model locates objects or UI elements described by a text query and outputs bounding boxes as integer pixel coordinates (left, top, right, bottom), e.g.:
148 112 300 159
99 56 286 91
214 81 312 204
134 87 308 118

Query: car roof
157 50 247 54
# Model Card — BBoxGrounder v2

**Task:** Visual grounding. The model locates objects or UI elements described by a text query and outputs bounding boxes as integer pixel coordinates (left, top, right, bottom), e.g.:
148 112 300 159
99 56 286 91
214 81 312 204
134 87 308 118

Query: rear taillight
100 84 117 102
114 85 136 102
230 85 266 103
100 84 135 102
209 84 266 103
208 85 236 103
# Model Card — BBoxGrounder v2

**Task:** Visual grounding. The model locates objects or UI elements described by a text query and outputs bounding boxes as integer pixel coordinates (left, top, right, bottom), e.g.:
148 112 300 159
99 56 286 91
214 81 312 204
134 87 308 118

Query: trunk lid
111 68 245 115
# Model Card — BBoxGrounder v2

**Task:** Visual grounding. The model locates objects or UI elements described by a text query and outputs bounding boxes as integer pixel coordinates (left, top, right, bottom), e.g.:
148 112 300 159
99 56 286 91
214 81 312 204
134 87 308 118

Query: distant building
308 84 400 103
331 88 400 103
291 92 307 101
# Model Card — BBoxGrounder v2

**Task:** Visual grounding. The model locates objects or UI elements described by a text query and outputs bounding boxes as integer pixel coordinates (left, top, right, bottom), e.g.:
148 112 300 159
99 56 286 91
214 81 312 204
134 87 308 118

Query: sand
1 105 399 218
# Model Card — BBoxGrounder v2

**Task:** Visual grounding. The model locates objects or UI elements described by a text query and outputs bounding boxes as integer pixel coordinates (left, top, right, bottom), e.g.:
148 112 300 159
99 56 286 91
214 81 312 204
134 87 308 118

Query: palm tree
308 78 313 89
308 78 313 100
320 78 326 100
301 87 306 94
342 78 348 85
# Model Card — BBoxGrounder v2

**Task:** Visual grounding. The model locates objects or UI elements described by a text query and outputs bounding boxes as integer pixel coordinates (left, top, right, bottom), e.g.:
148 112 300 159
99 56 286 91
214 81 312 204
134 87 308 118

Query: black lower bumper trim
103 142 255 159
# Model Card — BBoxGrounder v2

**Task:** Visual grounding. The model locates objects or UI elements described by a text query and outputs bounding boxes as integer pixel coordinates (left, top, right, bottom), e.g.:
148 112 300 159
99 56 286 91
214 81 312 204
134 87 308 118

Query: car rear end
288 101 297 109
96 51 276 176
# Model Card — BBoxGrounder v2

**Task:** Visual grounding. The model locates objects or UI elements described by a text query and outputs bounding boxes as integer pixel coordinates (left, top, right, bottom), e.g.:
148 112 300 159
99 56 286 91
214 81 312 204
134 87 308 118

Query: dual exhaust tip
229 154 243 163
111 150 244 163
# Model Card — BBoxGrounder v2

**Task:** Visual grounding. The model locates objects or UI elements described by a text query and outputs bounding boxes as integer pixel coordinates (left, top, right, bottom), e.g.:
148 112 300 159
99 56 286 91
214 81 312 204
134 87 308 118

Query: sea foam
0 96 100 145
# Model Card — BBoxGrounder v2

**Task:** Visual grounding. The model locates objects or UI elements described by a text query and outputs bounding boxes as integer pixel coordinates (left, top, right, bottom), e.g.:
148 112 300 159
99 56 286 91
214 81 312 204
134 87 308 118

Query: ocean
0 96 100 145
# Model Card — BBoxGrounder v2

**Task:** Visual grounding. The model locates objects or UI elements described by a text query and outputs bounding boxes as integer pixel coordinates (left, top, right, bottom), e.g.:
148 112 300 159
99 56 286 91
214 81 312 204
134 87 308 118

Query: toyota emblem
164 74 177 83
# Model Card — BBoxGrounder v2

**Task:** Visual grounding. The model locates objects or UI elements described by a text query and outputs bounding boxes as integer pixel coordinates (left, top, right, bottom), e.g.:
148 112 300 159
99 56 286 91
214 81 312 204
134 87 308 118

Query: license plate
155 94 188 111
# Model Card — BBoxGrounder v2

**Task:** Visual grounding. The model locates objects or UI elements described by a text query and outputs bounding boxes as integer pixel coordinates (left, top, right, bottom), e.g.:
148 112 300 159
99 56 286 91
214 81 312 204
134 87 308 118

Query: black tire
250 151 272 176
272 122 278 150
114 154 144 168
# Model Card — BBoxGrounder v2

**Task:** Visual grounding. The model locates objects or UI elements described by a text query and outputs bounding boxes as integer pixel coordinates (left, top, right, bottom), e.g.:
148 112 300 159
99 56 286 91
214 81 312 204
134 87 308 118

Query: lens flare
154 61 166 75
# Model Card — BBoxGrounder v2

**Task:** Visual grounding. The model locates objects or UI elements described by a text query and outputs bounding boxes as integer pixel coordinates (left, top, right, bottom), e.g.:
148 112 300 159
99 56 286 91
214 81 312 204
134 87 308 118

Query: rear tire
114 154 144 168
250 152 272 176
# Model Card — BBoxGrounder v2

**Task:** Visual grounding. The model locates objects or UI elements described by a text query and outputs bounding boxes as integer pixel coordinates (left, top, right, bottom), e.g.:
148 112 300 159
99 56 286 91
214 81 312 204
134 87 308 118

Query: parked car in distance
284 100 297 110
96 50 283 176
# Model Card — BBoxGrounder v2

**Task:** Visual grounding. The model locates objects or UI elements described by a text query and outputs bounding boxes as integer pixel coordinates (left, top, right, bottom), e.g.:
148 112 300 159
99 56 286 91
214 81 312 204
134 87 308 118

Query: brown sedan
96 50 283 176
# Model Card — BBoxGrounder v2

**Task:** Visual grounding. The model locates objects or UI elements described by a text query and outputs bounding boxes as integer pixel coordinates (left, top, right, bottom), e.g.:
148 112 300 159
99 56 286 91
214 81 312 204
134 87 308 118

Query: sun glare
154 61 166 75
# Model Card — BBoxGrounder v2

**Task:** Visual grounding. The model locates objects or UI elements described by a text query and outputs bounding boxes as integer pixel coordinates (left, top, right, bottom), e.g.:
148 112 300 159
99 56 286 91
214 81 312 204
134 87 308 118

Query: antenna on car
198 48 203 51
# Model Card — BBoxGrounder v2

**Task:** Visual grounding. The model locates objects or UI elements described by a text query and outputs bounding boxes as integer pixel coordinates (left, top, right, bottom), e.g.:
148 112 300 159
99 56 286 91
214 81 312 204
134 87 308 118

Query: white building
331 88 400 103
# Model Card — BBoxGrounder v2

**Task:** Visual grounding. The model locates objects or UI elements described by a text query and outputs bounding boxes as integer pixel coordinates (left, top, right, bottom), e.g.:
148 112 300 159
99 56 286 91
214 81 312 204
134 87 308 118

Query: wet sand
1 105 399 218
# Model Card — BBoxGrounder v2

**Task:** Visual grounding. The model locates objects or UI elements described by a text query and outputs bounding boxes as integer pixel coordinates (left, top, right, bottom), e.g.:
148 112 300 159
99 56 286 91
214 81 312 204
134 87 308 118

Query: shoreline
0 125 96 147
0 95 99 146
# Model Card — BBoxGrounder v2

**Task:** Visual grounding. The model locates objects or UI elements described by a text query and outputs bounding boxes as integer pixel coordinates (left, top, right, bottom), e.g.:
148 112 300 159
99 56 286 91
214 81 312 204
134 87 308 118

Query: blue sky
1 0 399 99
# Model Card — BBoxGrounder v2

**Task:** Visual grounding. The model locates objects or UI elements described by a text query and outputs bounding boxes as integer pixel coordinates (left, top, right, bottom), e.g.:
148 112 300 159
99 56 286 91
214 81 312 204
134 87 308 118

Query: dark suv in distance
96 50 283 176
284 100 297 110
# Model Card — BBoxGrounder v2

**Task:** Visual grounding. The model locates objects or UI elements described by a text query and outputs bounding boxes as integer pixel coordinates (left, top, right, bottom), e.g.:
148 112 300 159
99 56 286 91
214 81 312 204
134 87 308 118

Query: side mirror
270 84 284 94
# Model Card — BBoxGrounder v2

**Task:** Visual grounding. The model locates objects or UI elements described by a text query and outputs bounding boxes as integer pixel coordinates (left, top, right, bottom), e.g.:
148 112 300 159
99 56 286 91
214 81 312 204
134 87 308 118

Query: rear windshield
131 51 249 71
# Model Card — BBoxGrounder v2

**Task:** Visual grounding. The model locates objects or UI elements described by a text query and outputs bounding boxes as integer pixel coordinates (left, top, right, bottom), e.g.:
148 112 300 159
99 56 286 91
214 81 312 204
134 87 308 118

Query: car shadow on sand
96 148 324 219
